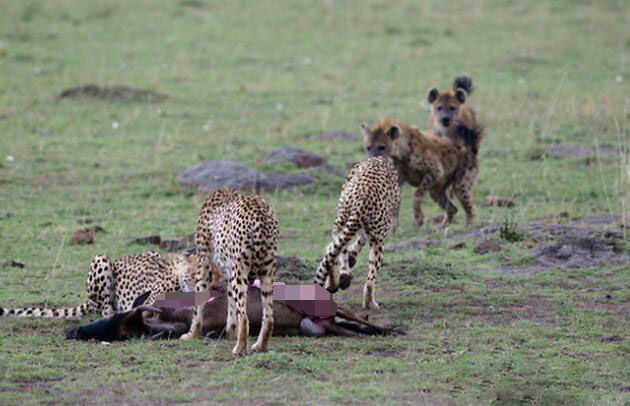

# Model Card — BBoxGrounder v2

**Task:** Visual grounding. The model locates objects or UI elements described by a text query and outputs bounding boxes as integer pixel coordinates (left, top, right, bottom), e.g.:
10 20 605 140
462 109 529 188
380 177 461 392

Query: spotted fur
313 156 400 310
362 116 469 228
180 189 279 356
0 252 197 318
427 76 485 225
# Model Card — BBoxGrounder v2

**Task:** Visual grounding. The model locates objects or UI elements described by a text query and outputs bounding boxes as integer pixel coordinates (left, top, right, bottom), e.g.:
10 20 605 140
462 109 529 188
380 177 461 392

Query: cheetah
312 156 400 310
0 251 197 318
180 189 279 356
362 116 471 228
427 76 484 223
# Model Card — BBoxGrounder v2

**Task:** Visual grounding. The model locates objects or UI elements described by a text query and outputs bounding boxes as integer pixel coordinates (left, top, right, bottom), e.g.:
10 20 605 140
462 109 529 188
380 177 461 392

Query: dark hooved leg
252 259 275 352
363 238 384 310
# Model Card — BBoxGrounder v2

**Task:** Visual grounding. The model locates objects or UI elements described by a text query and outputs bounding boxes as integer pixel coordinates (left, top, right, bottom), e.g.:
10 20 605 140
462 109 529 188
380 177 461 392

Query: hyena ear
359 123 370 135
455 88 467 103
427 88 439 103
386 126 400 140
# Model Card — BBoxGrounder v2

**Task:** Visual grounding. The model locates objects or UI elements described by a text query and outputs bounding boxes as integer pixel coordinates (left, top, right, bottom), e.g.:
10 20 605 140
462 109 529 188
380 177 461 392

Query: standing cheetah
313 156 400 310
180 189 279 356
0 251 197 318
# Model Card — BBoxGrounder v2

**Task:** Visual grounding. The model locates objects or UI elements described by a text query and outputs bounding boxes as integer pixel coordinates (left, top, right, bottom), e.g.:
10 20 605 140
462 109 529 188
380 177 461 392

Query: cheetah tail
0 302 94 318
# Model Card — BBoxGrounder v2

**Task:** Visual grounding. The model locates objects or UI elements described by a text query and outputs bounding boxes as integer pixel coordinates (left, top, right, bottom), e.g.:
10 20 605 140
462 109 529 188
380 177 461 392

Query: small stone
133 235 162 245
484 196 515 208
71 228 94 245
474 241 502 255
556 245 573 259
264 147 326 168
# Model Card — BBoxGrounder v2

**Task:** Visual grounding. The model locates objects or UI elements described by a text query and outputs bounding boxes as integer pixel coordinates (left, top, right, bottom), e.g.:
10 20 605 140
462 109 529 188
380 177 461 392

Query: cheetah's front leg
180 257 211 340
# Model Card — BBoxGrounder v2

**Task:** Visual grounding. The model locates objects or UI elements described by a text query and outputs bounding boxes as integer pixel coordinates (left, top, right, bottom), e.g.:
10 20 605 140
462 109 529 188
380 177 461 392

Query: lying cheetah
362 116 470 228
313 156 400 310
0 251 197 318
180 189 279 356
427 76 484 222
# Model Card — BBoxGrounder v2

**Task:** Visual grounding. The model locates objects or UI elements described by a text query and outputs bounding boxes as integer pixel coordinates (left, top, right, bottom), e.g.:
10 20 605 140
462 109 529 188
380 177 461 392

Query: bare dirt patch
57 84 167 102
388 215 628 274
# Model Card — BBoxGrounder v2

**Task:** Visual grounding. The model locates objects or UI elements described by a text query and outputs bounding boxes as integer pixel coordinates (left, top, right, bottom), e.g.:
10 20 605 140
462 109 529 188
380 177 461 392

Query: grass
0 0 629 404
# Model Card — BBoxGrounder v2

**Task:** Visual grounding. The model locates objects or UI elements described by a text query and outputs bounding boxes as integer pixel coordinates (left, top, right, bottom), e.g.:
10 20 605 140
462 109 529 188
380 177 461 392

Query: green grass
0 0 629 404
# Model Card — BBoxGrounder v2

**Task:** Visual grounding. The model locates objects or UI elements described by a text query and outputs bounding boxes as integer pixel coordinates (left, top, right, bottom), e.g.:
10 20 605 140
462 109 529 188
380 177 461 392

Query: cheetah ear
427 88 439 103
132 291 151 308
386 126 400 140
359 122 370 135
455 88 466 103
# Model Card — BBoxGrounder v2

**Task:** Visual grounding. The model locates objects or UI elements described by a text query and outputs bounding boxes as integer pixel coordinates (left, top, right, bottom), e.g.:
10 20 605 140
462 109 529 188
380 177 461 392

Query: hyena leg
252 260 275 352
412 174 437 228
454 168 478 227
313 220 360 292
88 256 115 317
363 238 384 310
231 266 249 356
180 254 211 340
430 188 458 227
338 229 367 290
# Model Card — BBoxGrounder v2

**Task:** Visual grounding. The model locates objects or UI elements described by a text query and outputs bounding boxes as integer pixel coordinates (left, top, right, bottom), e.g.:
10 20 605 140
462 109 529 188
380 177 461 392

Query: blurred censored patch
153 284 337 318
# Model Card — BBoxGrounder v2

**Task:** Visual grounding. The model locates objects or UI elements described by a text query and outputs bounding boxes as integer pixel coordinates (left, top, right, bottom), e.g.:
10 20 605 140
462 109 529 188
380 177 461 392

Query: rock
474 241 502 254
160 234 195 252
71 228 94 245
450 242 466 250
555 244 573 259
133 235 162 245
484 196 515 208
385 238 441 252
265 148 326 168
176 160 313 193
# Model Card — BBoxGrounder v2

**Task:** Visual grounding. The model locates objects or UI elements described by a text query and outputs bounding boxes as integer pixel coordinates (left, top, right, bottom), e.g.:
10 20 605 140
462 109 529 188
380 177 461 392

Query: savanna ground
0 1 629 405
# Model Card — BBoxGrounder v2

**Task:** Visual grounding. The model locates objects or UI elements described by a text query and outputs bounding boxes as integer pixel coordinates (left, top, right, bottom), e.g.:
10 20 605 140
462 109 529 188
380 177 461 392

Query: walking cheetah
313 156 400 310
180 189 279 356
0 251 197 318
362 116 471 228
427 76 484 223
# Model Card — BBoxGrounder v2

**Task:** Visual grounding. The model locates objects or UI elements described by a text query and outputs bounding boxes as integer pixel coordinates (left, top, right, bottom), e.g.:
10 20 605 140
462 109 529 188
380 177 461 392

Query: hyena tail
455 124 484 156
453 76 473 96
0 302 94 318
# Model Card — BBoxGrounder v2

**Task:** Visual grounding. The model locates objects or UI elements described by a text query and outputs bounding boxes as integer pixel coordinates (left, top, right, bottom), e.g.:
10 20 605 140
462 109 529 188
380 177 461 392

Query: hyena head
361 122 400 158
427 87 467 135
